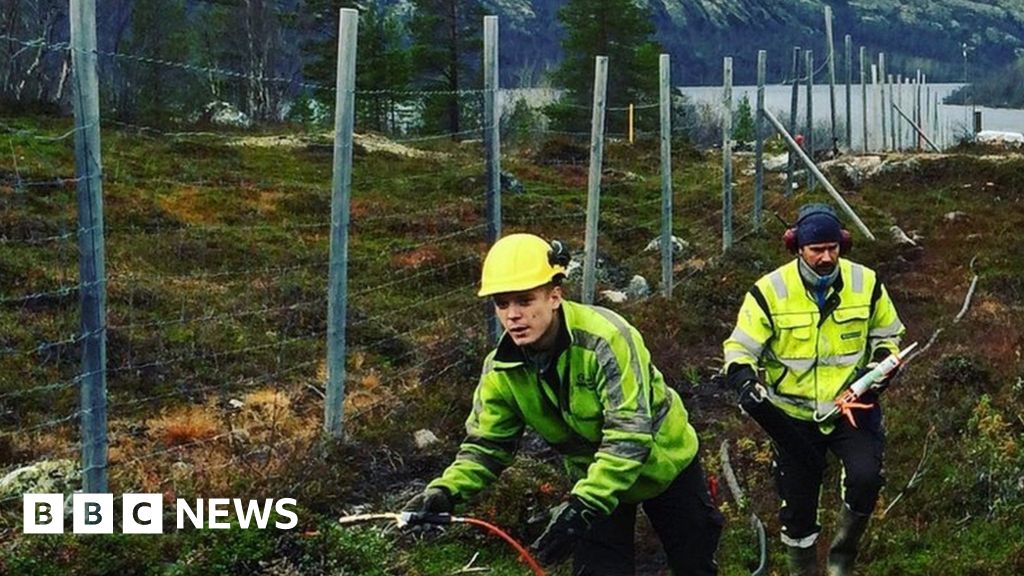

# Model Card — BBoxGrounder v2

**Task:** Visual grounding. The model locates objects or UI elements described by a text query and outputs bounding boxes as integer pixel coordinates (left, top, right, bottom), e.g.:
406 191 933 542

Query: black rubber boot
787 543 818 576
827 505 871 576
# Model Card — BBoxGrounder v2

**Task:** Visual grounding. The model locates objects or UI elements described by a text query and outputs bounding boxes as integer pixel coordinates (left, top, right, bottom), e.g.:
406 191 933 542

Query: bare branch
452 552 489 574
907 327 942 364
906 255 979 364
882 425 936 518
720 440 768 575
953 255 980 324
719 440 745 509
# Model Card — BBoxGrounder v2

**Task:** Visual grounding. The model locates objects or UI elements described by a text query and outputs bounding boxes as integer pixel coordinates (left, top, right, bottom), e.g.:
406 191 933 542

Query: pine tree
733 94 756 143
408 0 484 137
356 4 413 133
547 0 660 133
122 0 198 125
301 1 412 132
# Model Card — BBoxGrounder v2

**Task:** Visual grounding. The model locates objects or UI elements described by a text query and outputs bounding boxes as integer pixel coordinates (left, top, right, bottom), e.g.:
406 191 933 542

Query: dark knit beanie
796 203 842 247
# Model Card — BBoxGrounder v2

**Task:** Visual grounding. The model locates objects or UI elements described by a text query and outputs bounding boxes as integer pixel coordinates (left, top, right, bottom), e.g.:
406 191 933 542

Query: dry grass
148 404 221 446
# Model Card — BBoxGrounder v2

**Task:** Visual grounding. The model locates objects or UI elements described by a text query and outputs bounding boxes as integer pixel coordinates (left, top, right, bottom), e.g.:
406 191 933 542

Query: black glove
872 363 900 393
870 349 902 392
851 363 900 397
726 364 765 404
403 486 453 514
529 497 600 566
738 378 768 407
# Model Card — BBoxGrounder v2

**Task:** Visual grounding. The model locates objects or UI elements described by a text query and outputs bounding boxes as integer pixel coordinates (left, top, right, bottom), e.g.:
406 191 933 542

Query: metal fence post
896 75 904 149
659 54 673 298
860 47 867 153
70 0 108 493
888 74 896 150
787 46 801 195
754 50 765 231
805 50 814 190
825 6 837 150
878 53 887 151
722 57 733 252
582 56 608 304
923 80 930 144
892 102 940 152
324 8 358 439
870 63 878 151
483 15 501 343
844 35 852 150
921 69 929 148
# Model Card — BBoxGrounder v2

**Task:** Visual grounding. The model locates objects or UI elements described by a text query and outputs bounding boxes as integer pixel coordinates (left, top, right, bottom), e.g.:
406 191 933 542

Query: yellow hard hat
478 233 568 297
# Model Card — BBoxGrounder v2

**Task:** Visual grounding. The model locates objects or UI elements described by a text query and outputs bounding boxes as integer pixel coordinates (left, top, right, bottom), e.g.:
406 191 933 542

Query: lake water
679 83 1024 150
503 84 1024 151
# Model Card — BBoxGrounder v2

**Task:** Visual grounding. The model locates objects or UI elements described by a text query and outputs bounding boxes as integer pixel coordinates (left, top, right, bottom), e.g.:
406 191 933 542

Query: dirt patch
390 245 443 269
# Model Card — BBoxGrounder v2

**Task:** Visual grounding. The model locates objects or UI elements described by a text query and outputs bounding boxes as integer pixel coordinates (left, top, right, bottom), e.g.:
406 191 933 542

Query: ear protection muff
547 240 571 268
782 209 853 254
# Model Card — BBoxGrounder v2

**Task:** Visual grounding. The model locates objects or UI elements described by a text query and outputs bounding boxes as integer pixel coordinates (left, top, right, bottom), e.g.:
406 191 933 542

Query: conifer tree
302 0 412 132
122 0 198 124
408 0 484 136
547 0 660 133
733 94 756 143
355 4 412 133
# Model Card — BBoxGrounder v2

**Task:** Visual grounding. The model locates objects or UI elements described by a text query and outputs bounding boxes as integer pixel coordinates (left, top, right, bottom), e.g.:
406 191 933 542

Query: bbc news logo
23 494 298 534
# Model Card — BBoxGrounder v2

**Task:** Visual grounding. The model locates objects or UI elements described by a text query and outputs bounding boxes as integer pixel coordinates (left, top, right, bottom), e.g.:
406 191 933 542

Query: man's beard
814 262 836 276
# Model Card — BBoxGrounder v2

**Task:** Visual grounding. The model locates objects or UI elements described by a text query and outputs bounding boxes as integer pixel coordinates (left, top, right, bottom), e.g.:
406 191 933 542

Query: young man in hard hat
722 204 906 576
405 233 722 575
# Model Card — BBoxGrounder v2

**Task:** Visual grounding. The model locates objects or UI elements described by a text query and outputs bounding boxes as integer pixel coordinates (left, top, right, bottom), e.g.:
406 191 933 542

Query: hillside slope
493 0 1024 84
0 118 1022 574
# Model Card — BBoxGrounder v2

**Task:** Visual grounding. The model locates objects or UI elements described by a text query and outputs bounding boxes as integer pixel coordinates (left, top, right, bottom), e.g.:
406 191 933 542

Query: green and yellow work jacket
723 258 905 426
429 300 698 516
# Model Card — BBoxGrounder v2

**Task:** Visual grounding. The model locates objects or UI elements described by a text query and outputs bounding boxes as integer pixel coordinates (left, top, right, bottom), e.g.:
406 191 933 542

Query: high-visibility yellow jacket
429 300 698 515
723 258 905 425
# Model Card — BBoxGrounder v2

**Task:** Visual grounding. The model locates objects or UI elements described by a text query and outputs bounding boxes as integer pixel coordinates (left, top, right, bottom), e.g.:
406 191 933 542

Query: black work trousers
571 458 723 576
773 402 885 545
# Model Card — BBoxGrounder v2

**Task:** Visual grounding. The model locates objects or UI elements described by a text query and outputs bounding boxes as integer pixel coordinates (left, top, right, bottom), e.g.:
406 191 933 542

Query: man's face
799 242 840 276
492 285 562 347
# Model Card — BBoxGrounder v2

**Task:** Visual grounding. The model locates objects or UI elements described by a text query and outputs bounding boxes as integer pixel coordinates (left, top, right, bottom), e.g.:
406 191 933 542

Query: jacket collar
789 258 846 294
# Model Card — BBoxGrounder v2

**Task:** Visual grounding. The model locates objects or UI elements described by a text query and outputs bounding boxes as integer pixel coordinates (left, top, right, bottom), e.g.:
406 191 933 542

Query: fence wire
0 21 788 527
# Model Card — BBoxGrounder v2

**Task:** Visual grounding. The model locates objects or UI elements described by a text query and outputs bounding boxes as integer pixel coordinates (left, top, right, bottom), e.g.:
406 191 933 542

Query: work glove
852 358 900 401
529 496 600 566
737 378 769 415
403 486 453 513
402 486 454 527
725 365 765 405
870 363 900 393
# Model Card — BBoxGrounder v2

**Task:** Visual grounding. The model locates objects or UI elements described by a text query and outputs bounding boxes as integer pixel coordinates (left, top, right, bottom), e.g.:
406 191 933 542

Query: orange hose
457 517 546 576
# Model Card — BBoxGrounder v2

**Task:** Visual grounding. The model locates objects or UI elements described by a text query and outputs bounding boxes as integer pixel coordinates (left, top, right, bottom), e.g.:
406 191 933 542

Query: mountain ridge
490 0 1024 85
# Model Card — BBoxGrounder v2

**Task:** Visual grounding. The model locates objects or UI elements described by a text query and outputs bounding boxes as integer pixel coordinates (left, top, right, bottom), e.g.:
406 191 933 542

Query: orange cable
457 517 546 576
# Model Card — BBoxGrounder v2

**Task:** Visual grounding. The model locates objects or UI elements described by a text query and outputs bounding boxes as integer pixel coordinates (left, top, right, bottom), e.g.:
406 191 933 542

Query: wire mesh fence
0 9 891 531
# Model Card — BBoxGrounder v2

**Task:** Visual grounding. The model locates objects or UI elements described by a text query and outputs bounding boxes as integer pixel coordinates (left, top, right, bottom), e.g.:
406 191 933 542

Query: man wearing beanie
722 204 905 576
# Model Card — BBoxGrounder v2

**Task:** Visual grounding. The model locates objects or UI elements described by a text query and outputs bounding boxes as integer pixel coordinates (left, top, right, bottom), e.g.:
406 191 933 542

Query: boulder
0 459 80 499
599 290 628 304
200 101 251 128
414 429 440 449
626 275 650 300
643 236 690 256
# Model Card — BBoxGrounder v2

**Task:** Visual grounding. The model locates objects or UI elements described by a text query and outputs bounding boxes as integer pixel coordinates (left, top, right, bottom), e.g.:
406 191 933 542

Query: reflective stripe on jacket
723 258 904 424
430 300 698 515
